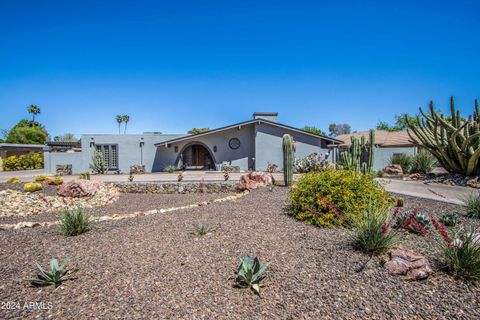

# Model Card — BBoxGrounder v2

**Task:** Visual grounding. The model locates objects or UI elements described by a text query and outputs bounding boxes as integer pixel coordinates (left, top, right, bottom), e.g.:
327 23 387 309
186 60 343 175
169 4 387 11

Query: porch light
89 138 95 148
213 145 217 152
139 138 144 148
174 146 178 152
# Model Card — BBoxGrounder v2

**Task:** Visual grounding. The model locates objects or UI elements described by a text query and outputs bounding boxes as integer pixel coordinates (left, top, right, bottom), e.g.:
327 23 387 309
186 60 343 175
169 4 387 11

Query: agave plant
235 255 269 294
28 258 78 287
192 224 215 236
441 213 460 227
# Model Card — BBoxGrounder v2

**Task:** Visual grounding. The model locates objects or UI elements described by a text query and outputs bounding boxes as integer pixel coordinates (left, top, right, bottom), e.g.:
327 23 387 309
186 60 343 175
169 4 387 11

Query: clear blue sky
1 0 479 137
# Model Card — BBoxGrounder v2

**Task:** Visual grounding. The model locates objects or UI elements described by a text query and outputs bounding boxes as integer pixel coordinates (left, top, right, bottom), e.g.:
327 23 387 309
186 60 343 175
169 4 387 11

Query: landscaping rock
383 164 404 178
238 172 273 190
385 247 433 280
57 180 101 197
406 172 480 189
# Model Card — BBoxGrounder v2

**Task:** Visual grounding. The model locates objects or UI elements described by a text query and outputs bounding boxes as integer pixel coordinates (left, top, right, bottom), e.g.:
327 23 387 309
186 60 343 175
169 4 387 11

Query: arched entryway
176 142 216 170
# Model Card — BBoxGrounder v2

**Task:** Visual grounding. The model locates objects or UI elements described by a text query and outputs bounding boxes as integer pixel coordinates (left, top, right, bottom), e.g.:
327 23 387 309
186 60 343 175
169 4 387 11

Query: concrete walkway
377 178 478 205
0 169 44 181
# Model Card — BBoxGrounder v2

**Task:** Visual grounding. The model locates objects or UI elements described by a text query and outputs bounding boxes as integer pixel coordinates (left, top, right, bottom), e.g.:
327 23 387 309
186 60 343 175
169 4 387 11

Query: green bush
45 176 63 185
23 182 43 192
389 153 412 173
79 172 91 180
290 168 391 228
164 165 177 173
354 202 398 255
58 207 90 236
410 152 437 174
463 192 480 219
441 213 460 227
2 152 44 171
5 177 21 183
34 175 48 182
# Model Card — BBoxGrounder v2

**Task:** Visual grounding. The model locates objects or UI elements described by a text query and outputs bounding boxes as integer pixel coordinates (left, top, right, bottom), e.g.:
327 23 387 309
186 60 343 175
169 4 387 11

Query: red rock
57 180 101 198
238 172 273 191
382 164 404 177
385 247 433 280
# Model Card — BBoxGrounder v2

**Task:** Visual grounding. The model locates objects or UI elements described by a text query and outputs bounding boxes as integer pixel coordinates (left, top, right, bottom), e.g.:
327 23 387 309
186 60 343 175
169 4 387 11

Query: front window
96 144 118 170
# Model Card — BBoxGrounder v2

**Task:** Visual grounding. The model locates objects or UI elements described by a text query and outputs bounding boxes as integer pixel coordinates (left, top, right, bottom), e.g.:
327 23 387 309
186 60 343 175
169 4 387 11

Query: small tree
303 126 327 136
6 126 48 144
328 123 351 137
188 128 210 134
89 149 107 174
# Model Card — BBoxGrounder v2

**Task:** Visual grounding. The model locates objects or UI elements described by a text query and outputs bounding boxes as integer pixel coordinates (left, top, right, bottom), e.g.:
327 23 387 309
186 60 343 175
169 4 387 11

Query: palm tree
115 115 123 134
27 105 41 122
122 115 130 134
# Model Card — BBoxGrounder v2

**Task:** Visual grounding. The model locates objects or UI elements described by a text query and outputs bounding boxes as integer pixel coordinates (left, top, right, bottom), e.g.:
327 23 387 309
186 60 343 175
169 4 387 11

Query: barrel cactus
282 134 295 186
24 182 43 193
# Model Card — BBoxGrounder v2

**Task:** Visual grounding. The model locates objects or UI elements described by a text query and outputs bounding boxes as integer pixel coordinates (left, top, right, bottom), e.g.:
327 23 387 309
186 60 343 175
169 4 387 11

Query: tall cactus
339 129 375 173
282 134 295 186
406 96 480 176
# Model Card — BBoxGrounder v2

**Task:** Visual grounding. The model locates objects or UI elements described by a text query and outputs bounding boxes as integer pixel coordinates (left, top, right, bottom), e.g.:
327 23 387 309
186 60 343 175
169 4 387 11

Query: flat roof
0 143 44 150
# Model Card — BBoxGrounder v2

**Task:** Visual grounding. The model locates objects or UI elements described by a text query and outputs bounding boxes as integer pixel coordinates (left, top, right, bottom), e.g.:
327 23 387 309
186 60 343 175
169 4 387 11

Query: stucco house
332 130 418 171
44 112 341 174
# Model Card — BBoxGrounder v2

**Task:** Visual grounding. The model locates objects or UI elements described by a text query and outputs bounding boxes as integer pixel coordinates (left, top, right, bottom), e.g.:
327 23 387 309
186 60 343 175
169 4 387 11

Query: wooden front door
193 146 206 166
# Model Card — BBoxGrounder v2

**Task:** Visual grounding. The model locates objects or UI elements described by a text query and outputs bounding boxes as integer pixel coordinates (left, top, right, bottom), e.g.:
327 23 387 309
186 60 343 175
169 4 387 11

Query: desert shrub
290 168 391 228
463 192 480 219
439 227 480 282
354 203 398 255
2 152 44 171
266 162 278 173
58 207 90 236
164 165 177 173
410 152 437 174
394 209 431 235
28 258 78 288
295 153 328 173
389 153 412 173
23 182 43 192
34 175 48 182
441 213 460 227
89 149 107 174
45 176 63 185
395 198 405 207
5 177 21 183
79 172 91 180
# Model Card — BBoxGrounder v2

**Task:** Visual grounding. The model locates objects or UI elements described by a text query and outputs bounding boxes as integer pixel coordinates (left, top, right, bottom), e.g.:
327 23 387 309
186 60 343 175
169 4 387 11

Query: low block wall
113 182 240 194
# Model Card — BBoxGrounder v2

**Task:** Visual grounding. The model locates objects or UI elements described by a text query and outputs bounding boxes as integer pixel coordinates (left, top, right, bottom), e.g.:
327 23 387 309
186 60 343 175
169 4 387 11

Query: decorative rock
385 247 433 280
58 180 101 197
383 165 404 178
238 172 273 191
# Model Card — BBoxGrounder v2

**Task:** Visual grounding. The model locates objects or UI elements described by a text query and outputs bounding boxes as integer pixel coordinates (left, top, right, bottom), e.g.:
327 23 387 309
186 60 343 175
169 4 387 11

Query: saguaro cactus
406 97 480 176
282 134 295 186
339 129 375 174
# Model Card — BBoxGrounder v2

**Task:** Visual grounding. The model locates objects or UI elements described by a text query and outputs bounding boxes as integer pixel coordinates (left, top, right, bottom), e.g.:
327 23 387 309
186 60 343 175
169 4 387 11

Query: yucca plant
235 255 269 294
192 224 215 236
440 228 480 282
28 258 78 287
58 207 90 236
463 192 480 219
354 203 398 255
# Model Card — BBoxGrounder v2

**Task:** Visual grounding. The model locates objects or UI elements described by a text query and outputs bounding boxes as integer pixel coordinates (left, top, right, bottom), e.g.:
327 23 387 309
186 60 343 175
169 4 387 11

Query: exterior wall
44 133 184 174
373 146 417 171
254 123 332 171
154 124 256 171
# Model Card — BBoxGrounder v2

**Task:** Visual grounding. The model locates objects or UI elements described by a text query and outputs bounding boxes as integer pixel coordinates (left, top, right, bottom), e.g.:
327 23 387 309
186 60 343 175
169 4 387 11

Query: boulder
57 180 101 198
385 247 433 280
238 172 273 191
383 164 404 177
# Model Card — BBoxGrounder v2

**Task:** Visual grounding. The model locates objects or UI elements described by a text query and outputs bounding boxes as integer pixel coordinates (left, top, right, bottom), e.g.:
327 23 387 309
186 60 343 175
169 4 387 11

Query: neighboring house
44 112 341 174
0 143 44 171
332 130 418 170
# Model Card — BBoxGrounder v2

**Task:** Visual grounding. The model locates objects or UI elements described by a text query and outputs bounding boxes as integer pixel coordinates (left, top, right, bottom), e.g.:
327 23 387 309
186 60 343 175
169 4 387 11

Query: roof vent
253 112 278 122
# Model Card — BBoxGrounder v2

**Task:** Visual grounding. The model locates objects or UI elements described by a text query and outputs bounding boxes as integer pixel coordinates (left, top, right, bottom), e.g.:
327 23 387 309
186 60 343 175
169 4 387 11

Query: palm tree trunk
124 123 127 134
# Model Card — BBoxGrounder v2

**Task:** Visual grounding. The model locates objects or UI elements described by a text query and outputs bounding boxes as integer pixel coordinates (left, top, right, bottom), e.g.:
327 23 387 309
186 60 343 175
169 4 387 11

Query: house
44 112 341 174
0 143 45 171
332 130 418 170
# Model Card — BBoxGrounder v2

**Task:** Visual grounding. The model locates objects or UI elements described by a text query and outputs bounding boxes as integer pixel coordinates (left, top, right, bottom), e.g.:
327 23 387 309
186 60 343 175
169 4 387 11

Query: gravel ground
1 187 479 319
0 182 58 196
0 192 234 225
